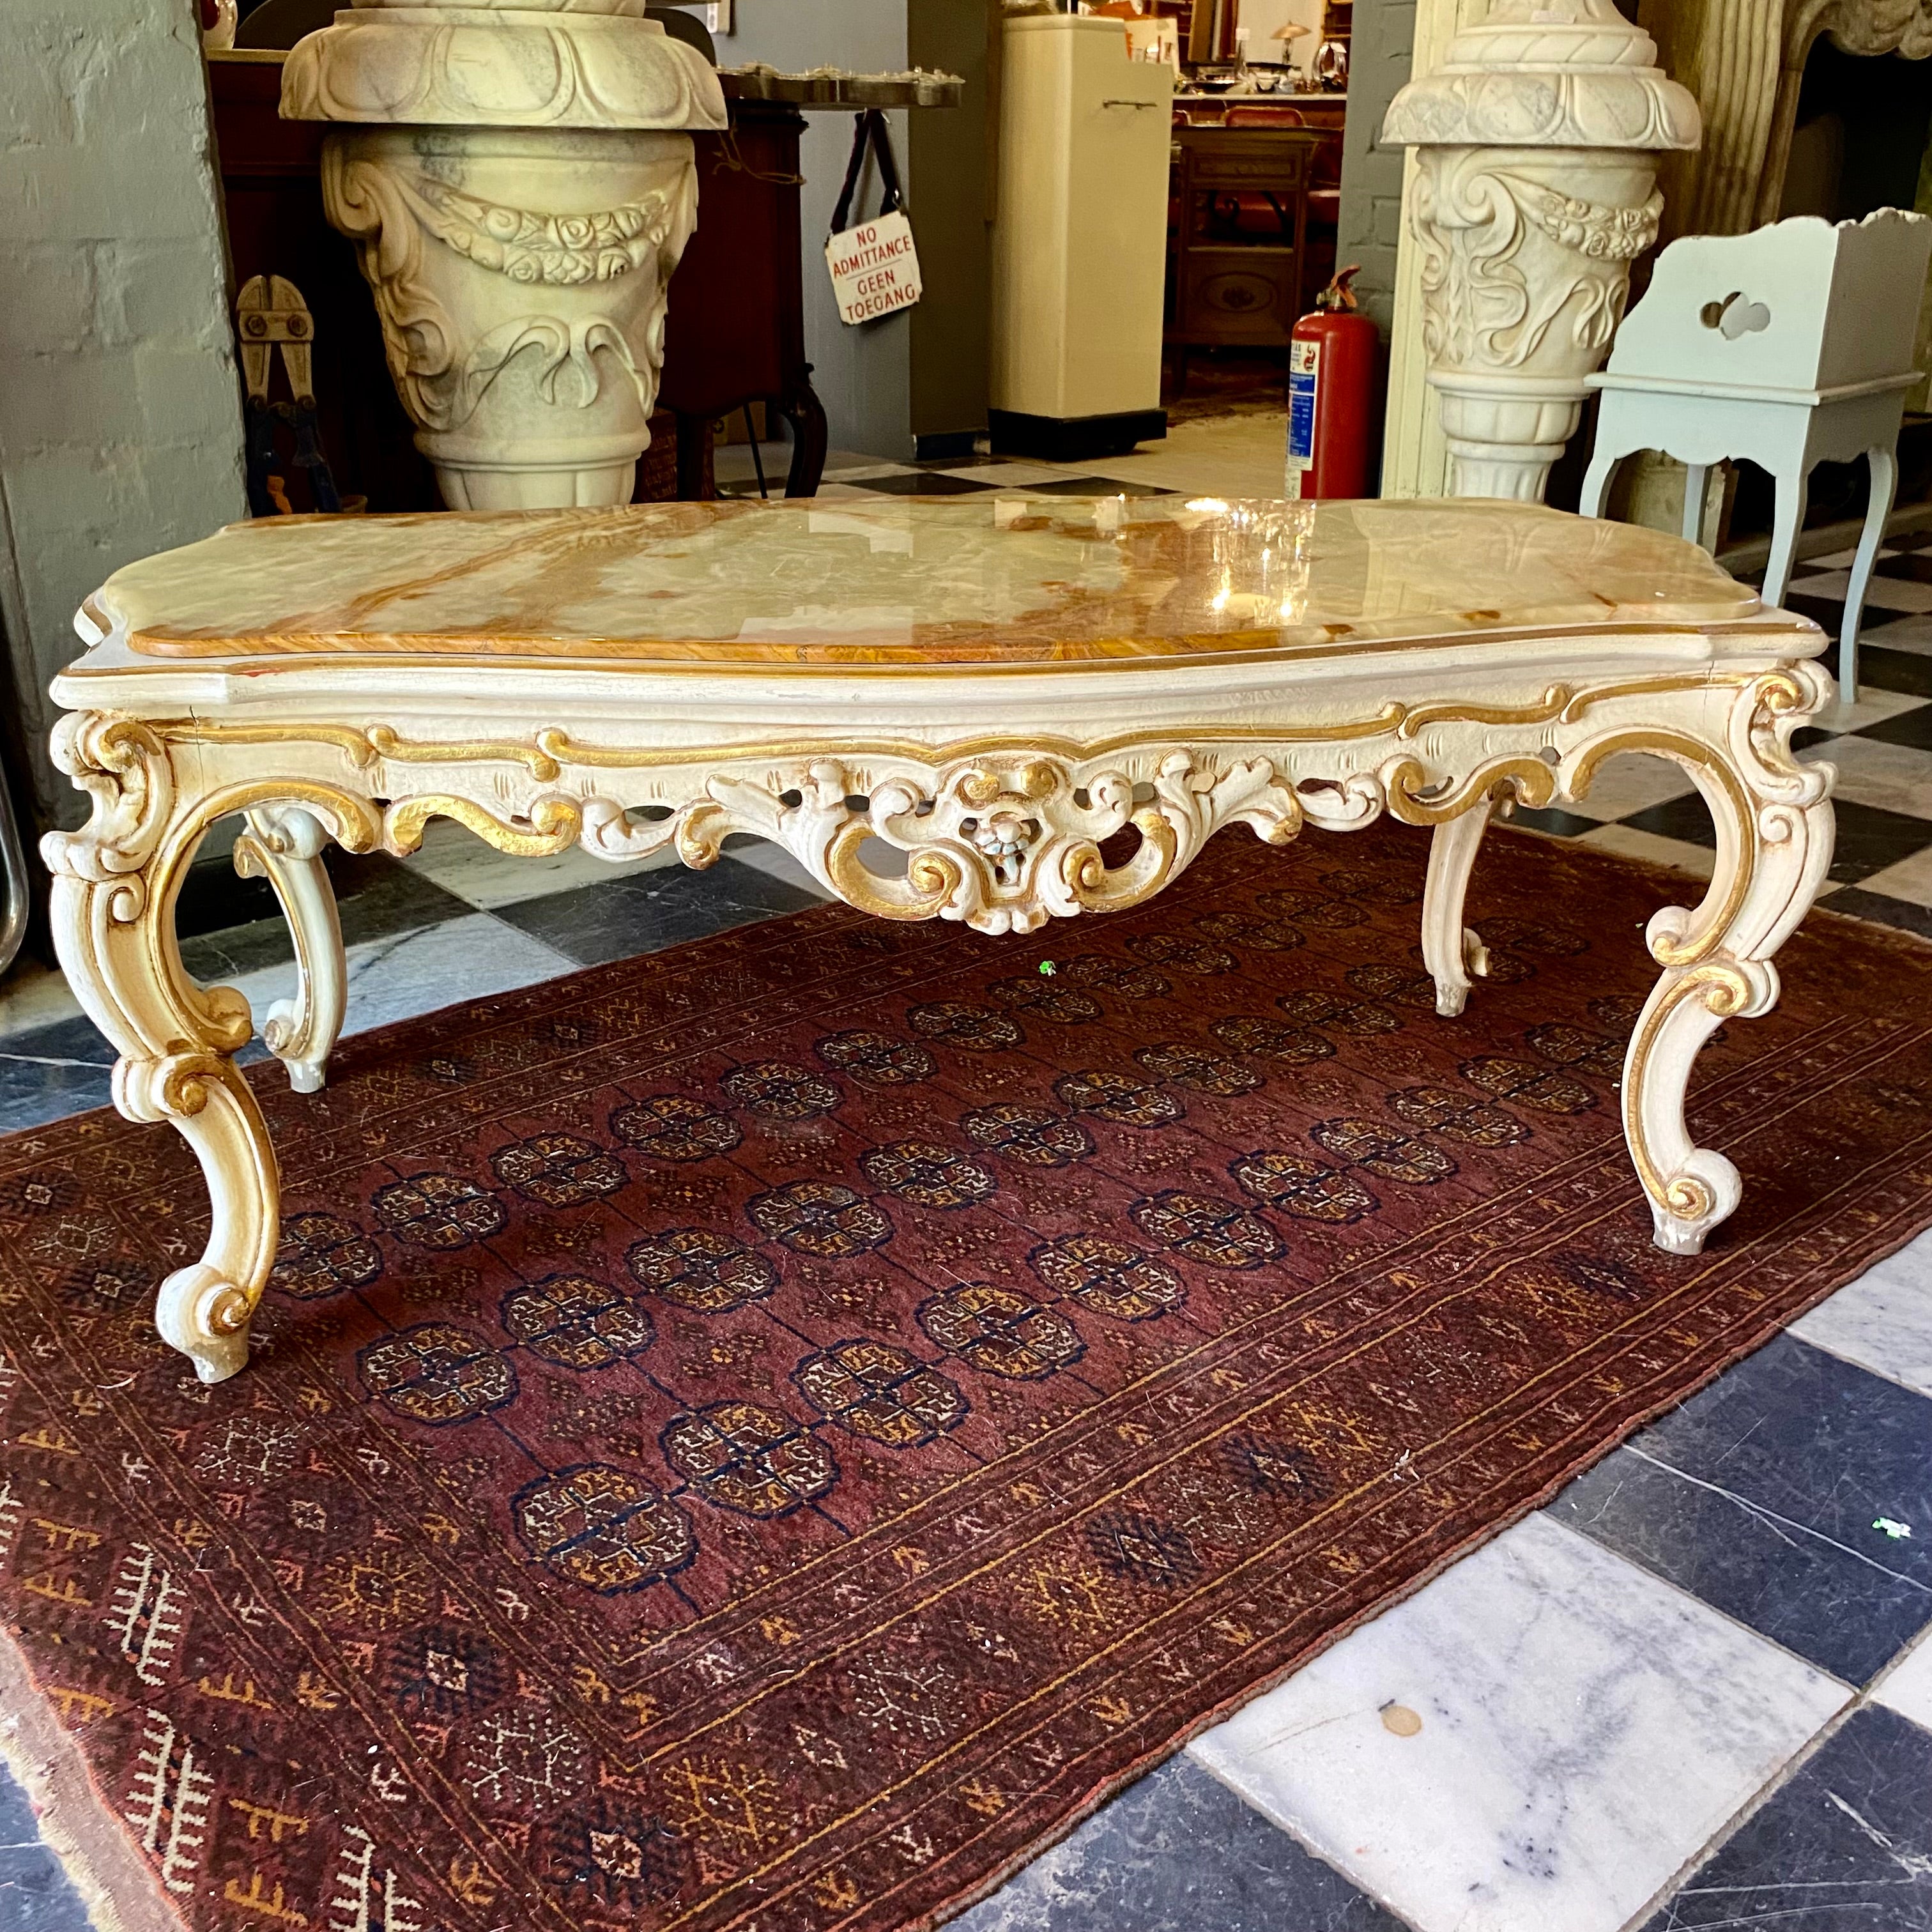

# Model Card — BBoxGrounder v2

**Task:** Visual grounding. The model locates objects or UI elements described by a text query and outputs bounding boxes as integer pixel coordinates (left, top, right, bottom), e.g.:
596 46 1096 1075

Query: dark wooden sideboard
1166 123 1335 365
659 105 827 500
206 53 825 509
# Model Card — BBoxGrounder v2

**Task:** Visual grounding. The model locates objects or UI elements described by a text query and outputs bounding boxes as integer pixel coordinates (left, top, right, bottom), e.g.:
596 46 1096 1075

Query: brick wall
1334 0 1413 342
0 0 246 829
1332 0 1414 493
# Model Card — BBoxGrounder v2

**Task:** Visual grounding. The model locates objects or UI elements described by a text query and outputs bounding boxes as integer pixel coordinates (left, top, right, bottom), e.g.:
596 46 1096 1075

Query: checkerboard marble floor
2 447 1929 1930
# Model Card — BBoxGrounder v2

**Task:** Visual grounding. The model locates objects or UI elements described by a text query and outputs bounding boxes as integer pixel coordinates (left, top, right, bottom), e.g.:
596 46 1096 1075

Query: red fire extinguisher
1285 266 1379 500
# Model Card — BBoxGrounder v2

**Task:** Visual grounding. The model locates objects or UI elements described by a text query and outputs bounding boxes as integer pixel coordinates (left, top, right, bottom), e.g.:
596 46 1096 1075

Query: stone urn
1381 0 1699 502
284 0 726 510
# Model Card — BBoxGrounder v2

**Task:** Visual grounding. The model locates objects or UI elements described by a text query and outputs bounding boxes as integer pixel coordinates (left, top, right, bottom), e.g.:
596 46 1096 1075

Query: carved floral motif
405 176 682 287
288 0 719 511
1411 158 1658 375
320 132 697 505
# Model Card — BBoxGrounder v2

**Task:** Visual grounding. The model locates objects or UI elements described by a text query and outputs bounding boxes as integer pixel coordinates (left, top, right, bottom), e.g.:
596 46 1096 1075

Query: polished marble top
96 496 1770 670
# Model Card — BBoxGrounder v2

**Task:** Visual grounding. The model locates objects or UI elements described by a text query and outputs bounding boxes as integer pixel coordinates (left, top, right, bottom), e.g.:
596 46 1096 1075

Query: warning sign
826 212 923 326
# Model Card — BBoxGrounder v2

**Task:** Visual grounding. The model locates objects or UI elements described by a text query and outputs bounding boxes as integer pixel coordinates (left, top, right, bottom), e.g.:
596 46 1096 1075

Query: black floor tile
1781 591 1852 636
1823 887 1932 940
0 1761 93 1932
1889 530 1932 553
1620 793 1717 848
1503 804 1600 838
1013 476 1180 498
1550 1334 1932 1685
1641 781 1932 885
849 470 999 495
0 1013 118 1131
1845 646 1932 700
1792 725 1844 751
173 853 474 983
174 845 457 945
177 914 309 983
949 1758 1404 1932
1853 701 1932 751
1823 799 1932 886
0 1013 279 1134
493 853 823 967
1641 1705 1932 1931
1876 550 1932 585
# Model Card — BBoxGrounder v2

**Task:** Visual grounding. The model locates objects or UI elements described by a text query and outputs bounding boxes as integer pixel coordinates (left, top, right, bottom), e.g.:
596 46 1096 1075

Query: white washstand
1583 208 1932 700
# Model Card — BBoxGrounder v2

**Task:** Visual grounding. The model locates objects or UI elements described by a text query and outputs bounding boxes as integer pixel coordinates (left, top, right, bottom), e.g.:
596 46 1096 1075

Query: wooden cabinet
658 103 826 500
1167 125 1326 357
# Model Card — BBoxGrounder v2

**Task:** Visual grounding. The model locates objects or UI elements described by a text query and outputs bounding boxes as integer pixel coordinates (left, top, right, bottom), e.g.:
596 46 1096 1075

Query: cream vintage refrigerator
990 13 1173 460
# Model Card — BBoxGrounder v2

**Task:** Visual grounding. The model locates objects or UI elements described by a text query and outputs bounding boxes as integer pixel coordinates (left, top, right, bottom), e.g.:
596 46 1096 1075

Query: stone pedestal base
322 126 698 511
1411 147 1662 503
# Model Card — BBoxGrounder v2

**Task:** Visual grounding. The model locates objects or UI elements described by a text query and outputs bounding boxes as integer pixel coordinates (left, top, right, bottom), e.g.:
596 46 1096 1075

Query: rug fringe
0 1621 180 1932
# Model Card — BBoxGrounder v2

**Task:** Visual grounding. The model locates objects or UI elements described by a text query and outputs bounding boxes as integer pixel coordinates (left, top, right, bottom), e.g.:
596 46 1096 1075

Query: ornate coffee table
44 495 1834 1383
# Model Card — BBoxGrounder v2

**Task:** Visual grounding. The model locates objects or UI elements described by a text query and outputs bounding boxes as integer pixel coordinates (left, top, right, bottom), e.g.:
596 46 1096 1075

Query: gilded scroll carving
47 654 1836 1384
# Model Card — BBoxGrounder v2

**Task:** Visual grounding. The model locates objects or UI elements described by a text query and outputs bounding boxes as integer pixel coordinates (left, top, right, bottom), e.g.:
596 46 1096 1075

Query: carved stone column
284 0 726 510
1382 1 1699 502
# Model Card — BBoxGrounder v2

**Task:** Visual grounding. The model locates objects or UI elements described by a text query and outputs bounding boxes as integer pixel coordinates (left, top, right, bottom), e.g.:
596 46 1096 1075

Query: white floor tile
1849 844 1932 910
1865 613 1932 657
1039 412 1287 500
1188 1514 1849 1932
1790 1227 1932 1400
1793 569 1932 615
402 813 677 911
1799 546 1897 571
1575 823 1716 882
937 462 1075 487
1873 1624 1932 1732
1563 752 1697 822
0 961 84 1038
1798 734 1932 818
1809 688 1929 735
227 912 572 1043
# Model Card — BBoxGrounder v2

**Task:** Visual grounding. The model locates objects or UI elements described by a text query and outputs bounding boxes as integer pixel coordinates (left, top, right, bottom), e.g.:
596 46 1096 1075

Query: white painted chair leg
1680 463 1710 547
1578 450 1620 521
1841 444 1897 706
234 804 346 1093
1761 466 1810 612
1422 802 1494 1017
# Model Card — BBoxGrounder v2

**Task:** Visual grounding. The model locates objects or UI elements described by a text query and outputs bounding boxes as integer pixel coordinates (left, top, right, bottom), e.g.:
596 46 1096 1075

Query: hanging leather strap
829 109 906 235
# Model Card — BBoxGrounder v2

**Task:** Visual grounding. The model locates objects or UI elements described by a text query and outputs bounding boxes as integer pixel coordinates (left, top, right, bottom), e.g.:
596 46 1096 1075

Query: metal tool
237 275 342 516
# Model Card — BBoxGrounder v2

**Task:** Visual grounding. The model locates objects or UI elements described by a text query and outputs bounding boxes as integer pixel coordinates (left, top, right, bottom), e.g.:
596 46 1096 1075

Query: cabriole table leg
1584 680 1836 1254
40 714 377 1383
234 805 348 1094
1422 799 1497 1017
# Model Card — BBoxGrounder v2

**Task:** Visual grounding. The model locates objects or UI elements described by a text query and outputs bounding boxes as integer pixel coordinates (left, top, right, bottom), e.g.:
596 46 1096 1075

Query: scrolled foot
155 1263 256 1385
1435 927 1490 1017
1646 1151 1744 1257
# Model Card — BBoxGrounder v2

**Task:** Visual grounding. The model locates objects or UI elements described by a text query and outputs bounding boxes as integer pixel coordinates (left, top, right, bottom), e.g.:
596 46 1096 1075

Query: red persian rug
3 822 1931 1932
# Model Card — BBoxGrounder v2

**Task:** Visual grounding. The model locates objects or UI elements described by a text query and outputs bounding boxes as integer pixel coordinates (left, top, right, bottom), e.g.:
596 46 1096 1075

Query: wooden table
45 496 1834 1383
